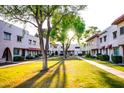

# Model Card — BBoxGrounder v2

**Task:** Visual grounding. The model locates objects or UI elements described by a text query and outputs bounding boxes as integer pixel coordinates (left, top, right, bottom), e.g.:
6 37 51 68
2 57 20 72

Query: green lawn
1 57 124 88
85 57 124 72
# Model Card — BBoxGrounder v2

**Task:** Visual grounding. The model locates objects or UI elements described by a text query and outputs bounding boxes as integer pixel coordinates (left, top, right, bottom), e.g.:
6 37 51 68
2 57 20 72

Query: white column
119 46 123 56
108 49 112 61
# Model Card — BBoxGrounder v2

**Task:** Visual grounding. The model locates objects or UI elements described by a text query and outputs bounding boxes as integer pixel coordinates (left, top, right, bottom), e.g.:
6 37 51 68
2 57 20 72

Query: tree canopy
50 13 85 58
0 5 87 70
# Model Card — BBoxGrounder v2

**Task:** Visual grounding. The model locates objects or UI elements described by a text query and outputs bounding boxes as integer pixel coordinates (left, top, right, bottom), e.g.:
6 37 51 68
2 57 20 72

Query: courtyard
0 57 124 88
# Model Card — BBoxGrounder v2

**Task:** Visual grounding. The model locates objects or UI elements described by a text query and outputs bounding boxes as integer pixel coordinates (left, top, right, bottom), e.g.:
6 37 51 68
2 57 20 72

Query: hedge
13 56 24 61
26 55 34 59
78 54 83 56
97 55 109 61
85 53 92 58
112 56 122 64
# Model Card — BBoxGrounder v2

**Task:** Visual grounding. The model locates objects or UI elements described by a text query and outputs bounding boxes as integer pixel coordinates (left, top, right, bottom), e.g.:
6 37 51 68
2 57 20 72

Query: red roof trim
112 14 124 25
28 48 41 51
86 34 99 42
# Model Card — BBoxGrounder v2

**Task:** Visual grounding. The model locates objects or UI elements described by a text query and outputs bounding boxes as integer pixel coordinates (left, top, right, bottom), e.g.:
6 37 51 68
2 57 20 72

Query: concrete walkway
77 56 124 79
0 61 36 69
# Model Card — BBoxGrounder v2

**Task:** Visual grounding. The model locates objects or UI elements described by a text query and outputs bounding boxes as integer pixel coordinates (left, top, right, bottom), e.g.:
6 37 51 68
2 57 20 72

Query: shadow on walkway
16 60 66 88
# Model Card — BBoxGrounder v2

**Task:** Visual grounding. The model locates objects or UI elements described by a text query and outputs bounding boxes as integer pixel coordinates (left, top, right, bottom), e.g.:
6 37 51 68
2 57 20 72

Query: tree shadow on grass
16 60 66 88
96 71 124 88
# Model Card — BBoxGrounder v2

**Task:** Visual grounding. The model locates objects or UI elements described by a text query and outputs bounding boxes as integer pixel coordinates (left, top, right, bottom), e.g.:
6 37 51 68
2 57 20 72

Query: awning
91 48 98 50
106 44 112 49
28 48 41 51
101 46 105 49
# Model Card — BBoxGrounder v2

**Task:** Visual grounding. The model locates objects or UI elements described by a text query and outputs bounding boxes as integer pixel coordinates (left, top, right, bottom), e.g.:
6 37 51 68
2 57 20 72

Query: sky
0 0 124 36
80 0 124 31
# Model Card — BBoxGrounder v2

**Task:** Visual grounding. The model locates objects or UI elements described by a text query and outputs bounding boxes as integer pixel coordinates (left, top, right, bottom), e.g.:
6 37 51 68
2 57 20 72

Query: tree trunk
42 49 48 70
41 16 51 71
38 24 48 71
62 44 67 59
64 51 67 59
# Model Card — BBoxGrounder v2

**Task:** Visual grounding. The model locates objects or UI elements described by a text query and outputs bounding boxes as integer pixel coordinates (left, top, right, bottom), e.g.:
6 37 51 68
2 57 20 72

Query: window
17 36 22 42
120 26 124 35
4 32 11 40
100 38 102 43
33 40 36 45
104 35 107 42
14 48 20 55
29 39 32 44
113 47 119 56
113 31 117 39
75 47 80 49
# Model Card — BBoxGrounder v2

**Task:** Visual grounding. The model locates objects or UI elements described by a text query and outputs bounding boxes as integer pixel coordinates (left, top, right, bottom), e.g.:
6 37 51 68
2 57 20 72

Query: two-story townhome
0 20 42 63
85 34 99 57
49 43 83 56
98 25 117 61
111 14 124 61
84 14 124 63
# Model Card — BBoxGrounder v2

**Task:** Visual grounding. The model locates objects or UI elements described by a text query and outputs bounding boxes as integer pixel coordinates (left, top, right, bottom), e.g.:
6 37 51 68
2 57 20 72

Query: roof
86 34 99 42
99 30 107 36
112 14 124 25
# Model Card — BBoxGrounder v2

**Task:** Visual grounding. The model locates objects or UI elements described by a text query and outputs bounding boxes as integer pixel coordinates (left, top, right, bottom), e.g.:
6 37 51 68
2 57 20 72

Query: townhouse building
111 14 124 60
0 20 42 63
49 43 84 56
85 14 124 62
85 34 99 57
0 19 84 63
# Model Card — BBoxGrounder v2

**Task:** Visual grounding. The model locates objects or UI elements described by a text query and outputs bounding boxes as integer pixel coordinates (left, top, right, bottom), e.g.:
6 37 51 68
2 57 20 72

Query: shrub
60 53 63 56
13 56 24 61
35 55 39 58
85 53 92 58
26 55 34 59
49 53 54 57
112 56 122 64
38 54 42 56
78 54 82 56
97 55 109 61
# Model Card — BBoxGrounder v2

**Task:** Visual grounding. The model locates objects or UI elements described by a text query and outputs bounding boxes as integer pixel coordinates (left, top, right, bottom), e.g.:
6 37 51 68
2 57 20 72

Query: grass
85 57 124 72
0 57 124 88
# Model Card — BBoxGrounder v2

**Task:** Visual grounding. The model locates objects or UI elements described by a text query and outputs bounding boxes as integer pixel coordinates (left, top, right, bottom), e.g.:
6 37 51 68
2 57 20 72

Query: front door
2 48 12 62
22 49 25 57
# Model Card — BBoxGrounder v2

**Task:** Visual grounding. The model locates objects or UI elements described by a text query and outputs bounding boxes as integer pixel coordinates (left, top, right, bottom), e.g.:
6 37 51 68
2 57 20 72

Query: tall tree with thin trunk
50 14 85 58
0 5 86 70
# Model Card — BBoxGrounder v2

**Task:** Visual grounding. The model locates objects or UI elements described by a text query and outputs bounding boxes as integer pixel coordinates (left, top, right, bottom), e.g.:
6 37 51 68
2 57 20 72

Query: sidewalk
0 61 36 69
77 56 124 79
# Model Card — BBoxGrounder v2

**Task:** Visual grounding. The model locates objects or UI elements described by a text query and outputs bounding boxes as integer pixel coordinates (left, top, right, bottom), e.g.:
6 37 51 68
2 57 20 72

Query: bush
78 54 83 56
37 54 42 57
13 56 24 61
26 55 34 59
97 55 109 61
112 56 122 64
60 53 63 56
85 53 92 58
35 55 39 58
49 53 54 57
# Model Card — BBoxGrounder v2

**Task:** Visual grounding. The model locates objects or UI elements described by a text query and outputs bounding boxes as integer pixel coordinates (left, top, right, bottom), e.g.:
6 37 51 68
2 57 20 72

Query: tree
50 14 85 58
83 26 101 39
0 5 87 71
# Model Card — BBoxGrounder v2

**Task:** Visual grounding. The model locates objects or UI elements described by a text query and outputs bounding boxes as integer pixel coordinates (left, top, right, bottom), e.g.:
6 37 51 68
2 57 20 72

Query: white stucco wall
0 20 41 60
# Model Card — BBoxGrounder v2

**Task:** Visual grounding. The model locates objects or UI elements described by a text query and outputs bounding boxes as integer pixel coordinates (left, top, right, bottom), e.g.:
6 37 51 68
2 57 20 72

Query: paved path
0 61 36 69
77 56 124 79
